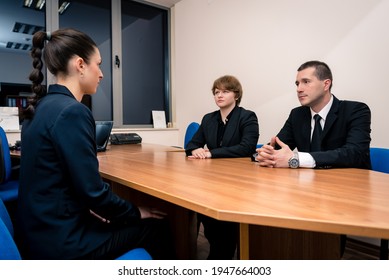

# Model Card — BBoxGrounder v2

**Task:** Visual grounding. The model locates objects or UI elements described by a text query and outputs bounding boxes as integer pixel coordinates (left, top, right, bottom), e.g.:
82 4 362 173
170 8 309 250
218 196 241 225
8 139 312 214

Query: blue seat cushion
116 248 152 260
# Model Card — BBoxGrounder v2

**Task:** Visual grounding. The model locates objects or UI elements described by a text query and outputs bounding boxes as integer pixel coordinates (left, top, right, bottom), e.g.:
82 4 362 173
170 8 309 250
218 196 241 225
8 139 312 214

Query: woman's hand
188 148 212 159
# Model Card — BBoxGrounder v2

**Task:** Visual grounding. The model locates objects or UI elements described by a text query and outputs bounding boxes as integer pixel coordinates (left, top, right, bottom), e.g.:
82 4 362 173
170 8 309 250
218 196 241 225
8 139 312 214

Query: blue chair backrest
370 147 389 174
0 218 21 260
0 198 13 236
184 122 200 149
0 198 20 259
0 126 12 183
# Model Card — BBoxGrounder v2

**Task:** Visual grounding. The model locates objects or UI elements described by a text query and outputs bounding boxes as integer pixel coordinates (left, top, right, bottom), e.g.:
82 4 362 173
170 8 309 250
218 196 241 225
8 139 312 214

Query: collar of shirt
310 94 334 129
216 105 237 124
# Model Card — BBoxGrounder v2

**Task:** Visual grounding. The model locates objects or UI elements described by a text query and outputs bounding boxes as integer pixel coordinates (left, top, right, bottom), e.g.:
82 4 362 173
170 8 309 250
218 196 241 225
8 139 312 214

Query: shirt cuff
298 152 316 168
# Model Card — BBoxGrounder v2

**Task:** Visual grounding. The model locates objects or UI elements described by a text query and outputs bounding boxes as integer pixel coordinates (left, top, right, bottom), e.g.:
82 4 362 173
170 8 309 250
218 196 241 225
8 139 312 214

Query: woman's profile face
80 47 103 94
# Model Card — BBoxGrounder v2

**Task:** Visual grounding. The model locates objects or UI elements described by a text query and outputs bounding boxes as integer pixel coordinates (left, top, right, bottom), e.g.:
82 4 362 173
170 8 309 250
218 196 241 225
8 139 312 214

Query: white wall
172 0 389 148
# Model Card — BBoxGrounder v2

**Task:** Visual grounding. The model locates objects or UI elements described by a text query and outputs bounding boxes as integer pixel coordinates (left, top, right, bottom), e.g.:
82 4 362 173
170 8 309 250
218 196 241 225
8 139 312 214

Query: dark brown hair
24 28 97 119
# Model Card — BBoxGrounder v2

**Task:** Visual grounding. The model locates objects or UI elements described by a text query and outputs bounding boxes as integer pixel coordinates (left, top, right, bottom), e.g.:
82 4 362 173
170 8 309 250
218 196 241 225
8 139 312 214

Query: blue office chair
0 126 19 202
370 147 389 260
0 198 21 259
184 122 200 149
0 196 13 236
116 248 152 260
0 218 21 260
370 147 389 173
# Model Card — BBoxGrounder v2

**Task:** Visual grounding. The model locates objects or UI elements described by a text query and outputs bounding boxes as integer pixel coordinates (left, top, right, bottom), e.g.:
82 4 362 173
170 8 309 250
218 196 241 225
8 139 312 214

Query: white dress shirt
298 95 334 168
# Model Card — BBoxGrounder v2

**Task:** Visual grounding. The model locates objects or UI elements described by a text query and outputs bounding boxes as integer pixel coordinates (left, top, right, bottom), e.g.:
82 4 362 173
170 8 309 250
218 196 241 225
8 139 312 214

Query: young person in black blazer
16 28 173 260
186 75 259 259
254 60 371 169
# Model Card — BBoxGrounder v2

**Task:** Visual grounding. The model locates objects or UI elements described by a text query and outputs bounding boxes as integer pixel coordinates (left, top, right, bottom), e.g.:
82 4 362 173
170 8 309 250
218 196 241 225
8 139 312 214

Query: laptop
95 121 113 152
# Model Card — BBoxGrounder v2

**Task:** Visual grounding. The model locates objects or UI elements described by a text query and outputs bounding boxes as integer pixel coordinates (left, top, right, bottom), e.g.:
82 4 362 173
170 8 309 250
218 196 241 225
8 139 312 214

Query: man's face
295 67 330 112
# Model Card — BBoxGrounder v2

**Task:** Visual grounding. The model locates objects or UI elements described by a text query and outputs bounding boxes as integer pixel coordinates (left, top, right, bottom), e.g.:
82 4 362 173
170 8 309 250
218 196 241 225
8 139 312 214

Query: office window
59 0 170 126
121 0 170 126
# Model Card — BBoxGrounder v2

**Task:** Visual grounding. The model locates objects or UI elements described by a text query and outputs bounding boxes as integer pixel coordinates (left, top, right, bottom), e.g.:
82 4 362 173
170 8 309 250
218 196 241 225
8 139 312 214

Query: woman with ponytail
16 28 173 260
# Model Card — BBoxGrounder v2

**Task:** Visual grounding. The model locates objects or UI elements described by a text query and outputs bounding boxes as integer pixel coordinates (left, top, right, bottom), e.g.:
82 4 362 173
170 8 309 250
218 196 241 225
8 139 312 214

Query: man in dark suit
255 60 371 170
186 75 259 259
254 60 371 257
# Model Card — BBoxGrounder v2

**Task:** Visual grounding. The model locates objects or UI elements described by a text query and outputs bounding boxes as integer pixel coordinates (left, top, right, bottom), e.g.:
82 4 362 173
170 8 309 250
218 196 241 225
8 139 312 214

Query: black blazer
185 106 259 158
277 95 371 169
17 85 140 259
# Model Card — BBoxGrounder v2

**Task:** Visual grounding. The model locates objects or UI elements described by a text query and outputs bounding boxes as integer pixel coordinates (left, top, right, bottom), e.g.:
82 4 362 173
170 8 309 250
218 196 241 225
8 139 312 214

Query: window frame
112 0 172 128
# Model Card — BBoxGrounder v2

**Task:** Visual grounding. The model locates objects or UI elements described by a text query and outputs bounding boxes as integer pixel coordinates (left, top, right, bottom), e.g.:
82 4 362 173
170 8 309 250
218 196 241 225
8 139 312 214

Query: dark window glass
121 0 170 125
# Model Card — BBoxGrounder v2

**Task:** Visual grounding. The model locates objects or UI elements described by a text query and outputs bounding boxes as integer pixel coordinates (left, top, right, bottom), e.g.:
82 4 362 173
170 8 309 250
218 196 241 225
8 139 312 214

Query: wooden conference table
96 143 389 260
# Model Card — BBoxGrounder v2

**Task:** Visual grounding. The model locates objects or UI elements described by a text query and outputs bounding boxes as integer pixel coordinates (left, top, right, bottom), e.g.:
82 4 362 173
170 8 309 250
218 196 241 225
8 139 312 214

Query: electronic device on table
110 133 142 145
95 121 114 152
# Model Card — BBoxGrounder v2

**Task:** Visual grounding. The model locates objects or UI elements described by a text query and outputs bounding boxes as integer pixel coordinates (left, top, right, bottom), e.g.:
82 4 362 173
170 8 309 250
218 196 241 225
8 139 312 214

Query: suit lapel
301 108 312 150
322 96 340 140
208 114 219 147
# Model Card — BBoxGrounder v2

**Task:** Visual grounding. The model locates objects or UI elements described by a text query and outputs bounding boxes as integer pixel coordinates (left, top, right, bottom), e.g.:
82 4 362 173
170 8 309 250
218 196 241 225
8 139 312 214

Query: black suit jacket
185 106 259 158
277 95 371 169
17 85 140 259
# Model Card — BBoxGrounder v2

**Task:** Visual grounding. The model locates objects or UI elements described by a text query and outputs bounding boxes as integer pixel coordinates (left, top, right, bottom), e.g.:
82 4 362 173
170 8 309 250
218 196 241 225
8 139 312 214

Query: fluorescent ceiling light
35 0 46 10
24 0 33 8
58 1 71 15
23 0 71 14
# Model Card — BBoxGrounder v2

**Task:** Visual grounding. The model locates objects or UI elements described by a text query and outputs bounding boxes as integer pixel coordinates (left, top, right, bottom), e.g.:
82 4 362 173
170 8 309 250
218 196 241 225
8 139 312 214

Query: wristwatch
288 152 299 168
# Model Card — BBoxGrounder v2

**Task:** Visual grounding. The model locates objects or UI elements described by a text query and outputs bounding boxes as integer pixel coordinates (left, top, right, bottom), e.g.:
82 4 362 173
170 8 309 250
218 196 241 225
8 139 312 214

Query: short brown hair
212 75 243 105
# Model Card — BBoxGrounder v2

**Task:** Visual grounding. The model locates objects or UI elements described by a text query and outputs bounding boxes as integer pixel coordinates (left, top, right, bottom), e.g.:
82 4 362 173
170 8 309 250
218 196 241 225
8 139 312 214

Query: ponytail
24 31 48 119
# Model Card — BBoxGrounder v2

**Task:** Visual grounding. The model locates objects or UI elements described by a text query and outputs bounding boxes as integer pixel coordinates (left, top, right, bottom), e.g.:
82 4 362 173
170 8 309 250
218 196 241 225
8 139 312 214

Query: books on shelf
6 95 28 108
